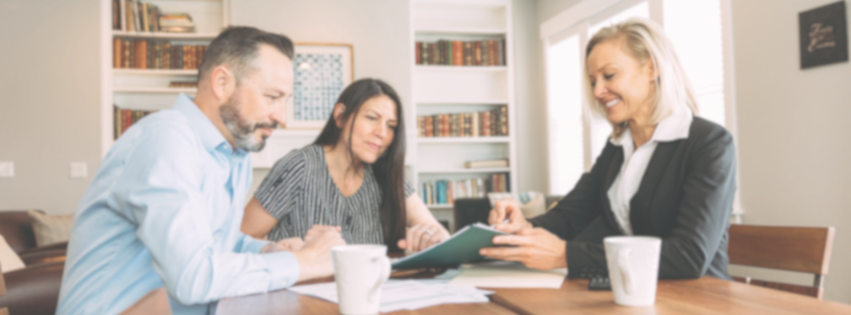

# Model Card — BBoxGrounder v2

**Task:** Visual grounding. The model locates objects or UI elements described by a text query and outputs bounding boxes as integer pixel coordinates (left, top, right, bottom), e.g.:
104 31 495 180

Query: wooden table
218 276 851 314
215 286 514 315
490 276 851 315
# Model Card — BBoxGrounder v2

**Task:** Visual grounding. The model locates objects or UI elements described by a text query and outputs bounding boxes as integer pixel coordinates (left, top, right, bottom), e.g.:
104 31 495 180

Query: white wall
536 0 584 26
729 0 851 304
0 0 102 214
513 0 548 194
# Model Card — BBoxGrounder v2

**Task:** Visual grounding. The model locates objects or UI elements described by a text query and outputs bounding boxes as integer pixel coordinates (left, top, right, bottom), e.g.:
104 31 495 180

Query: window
543 0 730 195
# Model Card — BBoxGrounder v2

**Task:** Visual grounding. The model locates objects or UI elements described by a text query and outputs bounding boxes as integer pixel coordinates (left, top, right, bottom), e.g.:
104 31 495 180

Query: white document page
289 279 493 313
447 261 568 289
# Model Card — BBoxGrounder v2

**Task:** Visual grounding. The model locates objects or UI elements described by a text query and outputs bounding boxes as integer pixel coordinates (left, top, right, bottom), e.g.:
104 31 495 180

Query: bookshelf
409 0 517 230
100 0 230 156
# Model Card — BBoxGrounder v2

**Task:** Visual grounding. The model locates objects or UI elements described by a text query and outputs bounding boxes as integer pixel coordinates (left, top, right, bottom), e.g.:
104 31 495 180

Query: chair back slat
728 225 834 275
1 261 6 315
0 261 6 297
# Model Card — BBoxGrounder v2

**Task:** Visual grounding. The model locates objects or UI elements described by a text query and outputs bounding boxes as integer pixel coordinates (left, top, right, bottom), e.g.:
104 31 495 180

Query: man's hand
487 199 532 234
292 225 346 283
397 222 450 253
479 227 568 270
261 237 305 253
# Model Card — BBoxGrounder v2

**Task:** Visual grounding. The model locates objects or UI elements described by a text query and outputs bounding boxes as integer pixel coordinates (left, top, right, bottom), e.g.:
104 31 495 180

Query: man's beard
220 93 277 152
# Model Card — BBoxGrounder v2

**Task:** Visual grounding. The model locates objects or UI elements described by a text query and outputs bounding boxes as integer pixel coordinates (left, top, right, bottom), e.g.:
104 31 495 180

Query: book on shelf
114 38 207 70
415 39 505 66
113 0 196 33
169 81 198 88
421 173 510 206
464 159 509 169
416 105 508 138
114 105 157 140
158 13 196 33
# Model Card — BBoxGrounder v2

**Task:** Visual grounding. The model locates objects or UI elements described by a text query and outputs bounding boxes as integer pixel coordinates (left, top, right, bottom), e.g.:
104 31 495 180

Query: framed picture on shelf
285 43 354 129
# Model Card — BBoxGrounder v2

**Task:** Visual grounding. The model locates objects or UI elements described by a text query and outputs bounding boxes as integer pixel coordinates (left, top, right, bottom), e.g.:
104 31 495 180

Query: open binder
392 223 510 270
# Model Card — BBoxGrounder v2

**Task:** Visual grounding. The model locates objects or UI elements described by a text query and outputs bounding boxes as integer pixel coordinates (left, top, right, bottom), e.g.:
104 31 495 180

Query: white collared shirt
607 106 693 235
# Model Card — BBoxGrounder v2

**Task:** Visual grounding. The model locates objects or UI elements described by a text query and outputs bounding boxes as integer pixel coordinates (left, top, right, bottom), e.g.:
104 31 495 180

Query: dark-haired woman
241 78 450 253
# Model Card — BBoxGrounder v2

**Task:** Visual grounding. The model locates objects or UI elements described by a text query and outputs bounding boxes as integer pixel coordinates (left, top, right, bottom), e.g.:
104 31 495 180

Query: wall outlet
0 161 13 178
70 162 88 178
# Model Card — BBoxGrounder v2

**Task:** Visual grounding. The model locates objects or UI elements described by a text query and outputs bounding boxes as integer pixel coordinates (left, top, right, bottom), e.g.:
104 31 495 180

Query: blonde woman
482 18 736 280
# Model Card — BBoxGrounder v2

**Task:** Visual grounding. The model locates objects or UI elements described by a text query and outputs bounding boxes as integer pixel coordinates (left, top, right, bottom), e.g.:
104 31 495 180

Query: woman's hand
479 228 568 270
397 222 450 253
304 225 342 243
261 237 306 253
488 199 532 234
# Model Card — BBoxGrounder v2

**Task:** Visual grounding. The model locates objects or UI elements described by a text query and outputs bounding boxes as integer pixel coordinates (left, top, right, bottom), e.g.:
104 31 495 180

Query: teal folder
392 223 509 270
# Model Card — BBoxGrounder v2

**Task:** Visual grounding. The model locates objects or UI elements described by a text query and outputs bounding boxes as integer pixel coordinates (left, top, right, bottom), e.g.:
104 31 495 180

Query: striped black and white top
255 144 414 244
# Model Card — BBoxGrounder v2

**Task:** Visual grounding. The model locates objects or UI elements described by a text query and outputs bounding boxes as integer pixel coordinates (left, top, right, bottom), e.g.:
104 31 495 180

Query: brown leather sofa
0 210 68 315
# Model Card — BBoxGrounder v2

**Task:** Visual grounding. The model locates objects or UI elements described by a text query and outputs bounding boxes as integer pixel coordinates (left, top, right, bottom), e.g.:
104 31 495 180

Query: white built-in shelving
100 0 230 157
409 0 517 230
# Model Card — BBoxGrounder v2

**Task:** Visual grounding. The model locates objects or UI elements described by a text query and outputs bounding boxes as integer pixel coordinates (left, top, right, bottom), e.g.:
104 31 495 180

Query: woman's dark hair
314 78 407 250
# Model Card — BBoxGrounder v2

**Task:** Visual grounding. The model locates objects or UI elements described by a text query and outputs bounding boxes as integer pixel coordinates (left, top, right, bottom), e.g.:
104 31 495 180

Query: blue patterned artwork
293 53 345 121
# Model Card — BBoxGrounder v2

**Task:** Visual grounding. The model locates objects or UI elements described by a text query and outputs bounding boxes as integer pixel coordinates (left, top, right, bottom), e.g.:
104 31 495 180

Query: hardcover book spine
113 38 122 68
432 114 439 137
474 41 482 66
114 105 121 139
471 113 479 137
499 105 508 136
464 42 473 66
499 39 505 66
415 42 421 65
422 42 430 65
453 41 463 66
424 116 433 137
146 39 153 69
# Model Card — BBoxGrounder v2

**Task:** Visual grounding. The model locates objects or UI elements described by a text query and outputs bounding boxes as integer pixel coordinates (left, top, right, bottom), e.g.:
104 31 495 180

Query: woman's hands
488 199 533 234
397 221 450 253
479 228 568 270
261 237 306 252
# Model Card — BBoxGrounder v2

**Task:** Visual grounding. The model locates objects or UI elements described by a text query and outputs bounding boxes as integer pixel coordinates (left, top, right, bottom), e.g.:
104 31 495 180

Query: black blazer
530 117 736 280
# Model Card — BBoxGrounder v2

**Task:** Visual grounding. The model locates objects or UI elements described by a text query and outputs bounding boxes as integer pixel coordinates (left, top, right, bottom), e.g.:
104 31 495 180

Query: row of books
113 38 208 70
169 81 198 88
114 106 156 140
112 0 196 33
416 106 508 138
421 173 510 206
415 40 506 66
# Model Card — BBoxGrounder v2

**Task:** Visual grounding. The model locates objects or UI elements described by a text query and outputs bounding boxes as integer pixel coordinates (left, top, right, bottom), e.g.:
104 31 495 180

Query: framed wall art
285 43 354 129
799 1 848 69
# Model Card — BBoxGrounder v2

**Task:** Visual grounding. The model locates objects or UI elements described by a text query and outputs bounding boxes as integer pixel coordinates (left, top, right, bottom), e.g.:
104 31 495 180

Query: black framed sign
799 1 848 69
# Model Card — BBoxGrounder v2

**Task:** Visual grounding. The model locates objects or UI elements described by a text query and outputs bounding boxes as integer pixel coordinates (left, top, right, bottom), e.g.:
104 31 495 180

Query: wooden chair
1 262 8 315
728 224 835 299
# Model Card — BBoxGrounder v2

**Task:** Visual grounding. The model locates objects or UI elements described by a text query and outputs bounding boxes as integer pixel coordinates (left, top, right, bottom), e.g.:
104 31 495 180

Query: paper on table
289 279 494 313
447 261 568 289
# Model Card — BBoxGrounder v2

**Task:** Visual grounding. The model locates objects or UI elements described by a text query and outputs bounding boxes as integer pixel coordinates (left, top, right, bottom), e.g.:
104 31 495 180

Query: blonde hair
584 17 699 139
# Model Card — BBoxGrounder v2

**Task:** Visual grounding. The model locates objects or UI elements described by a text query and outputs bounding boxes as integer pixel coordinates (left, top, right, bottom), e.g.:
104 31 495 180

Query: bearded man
57 26 345 315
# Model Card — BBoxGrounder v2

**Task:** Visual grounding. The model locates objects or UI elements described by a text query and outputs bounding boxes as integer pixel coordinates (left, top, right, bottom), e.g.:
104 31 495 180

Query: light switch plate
70 162 88 178
0 161 13 177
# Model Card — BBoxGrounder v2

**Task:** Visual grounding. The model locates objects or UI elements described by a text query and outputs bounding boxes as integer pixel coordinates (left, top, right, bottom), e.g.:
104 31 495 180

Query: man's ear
208 65 235 102
333 103 347 128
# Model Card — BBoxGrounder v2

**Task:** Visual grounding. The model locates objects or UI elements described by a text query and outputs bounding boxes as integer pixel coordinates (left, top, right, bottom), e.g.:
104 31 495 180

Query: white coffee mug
603 236 662 306
332 245 391 315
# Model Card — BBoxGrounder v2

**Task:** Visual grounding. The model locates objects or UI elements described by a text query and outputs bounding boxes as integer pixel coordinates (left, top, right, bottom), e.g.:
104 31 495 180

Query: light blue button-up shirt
57 94 299 315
